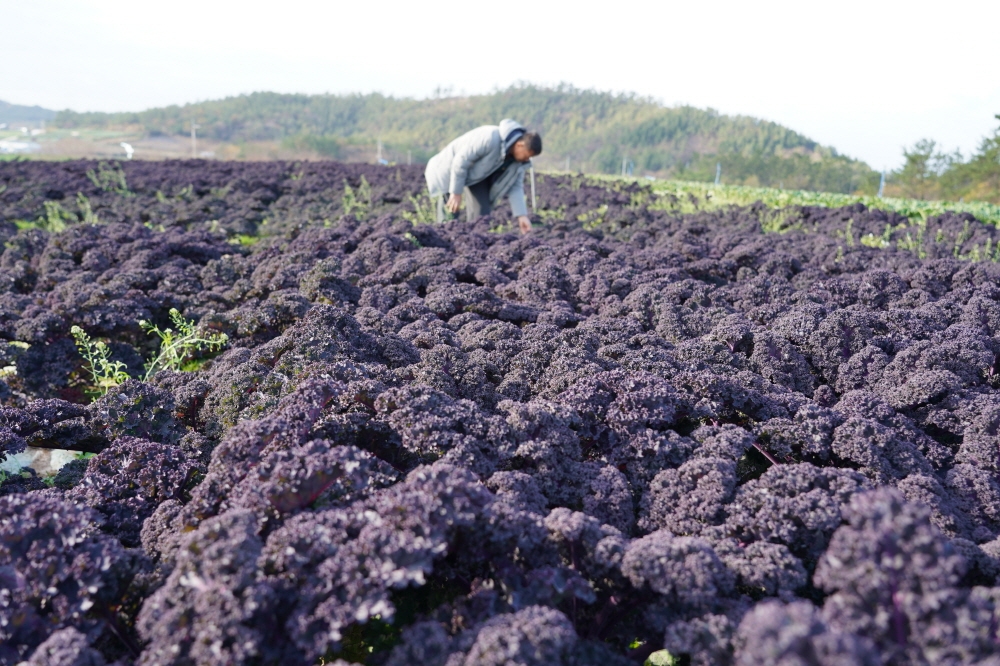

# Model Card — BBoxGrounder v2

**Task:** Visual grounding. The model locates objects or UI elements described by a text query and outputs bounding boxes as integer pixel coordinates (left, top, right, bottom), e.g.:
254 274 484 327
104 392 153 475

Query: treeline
54 85 876 194
887 117 1000 204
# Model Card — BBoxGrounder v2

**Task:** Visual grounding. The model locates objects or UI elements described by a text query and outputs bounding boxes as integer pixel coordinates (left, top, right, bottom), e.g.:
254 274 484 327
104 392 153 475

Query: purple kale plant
1 160 1000 664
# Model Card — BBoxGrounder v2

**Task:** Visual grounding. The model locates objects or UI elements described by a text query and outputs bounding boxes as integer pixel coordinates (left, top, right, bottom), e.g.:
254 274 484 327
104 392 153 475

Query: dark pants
439 159 514 222
439 180 492 223
463 180 492 221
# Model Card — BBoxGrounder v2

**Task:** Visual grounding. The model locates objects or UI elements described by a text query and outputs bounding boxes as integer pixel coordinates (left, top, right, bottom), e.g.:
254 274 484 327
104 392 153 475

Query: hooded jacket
424 118 529 217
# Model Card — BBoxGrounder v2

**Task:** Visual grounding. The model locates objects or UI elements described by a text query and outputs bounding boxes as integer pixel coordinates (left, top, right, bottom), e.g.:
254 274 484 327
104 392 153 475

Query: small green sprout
70 325 131 398
645 650 680 666
40 201 74 233
139 309 228 381
400 193 437 225
85 161 132 196
342 176 373 217
76 192 100 224
72 310 228 401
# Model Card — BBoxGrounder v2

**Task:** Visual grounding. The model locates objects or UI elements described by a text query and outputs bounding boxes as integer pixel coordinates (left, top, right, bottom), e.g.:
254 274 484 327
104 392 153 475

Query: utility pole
714 163 721 186
407 150 412 166
877 170 886 198
376 139 382 163
621 156 627 177
565 157 570 172
191 122 200 158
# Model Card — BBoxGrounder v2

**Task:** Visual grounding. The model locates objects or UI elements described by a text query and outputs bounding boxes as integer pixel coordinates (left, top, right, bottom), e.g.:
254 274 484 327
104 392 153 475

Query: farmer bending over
425 119 542 233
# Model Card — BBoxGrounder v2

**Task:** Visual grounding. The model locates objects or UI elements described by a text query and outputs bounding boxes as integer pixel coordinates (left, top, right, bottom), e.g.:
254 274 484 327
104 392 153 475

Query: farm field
3 159 1000 665
0 127 343 162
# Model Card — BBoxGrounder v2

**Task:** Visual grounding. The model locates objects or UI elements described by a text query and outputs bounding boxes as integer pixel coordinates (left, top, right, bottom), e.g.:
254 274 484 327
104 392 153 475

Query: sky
3 0 998 170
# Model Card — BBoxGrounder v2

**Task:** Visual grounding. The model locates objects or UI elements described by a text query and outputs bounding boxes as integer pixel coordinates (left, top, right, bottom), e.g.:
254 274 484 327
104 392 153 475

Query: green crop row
639 178 1000 226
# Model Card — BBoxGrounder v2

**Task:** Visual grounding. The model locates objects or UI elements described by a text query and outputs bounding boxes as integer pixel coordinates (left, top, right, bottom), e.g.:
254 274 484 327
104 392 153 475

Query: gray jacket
425 118 529 217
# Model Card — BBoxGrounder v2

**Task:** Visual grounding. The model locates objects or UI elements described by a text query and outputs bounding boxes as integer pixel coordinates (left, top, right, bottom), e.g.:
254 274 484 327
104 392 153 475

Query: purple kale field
5 159 1000 665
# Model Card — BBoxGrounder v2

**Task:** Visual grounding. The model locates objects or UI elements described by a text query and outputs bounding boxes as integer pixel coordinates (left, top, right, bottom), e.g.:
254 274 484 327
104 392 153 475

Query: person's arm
507 169 532 233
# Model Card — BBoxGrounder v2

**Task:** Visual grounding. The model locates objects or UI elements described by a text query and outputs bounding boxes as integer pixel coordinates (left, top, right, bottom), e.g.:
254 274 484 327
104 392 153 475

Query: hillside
54 85 878 194
0 100 57 125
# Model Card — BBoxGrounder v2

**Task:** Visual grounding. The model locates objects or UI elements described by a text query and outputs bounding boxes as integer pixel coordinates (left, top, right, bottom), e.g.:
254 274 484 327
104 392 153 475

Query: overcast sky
4 0 998 170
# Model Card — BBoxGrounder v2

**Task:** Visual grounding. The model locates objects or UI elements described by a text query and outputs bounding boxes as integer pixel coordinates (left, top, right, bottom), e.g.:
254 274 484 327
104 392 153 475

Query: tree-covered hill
0 100 57 125
54 85 878 193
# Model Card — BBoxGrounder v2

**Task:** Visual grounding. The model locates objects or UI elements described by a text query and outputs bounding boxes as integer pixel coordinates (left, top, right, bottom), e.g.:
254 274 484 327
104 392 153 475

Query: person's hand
446 194 462 214
517 216 532 234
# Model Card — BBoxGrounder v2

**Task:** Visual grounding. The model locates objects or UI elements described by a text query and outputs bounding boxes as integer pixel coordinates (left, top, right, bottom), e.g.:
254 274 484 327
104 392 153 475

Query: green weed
536 205 568 223
70 326 132 398
400 193 437 225
343 176 372 217
71 309 228 400
953 220 973 257
35 194 100 234
85 161 132 196
645 650 680 666
578 204 609 231
229 234 261 246
757 208 804 234
76 192 100 224
39 201 74 233
139 309 228 381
